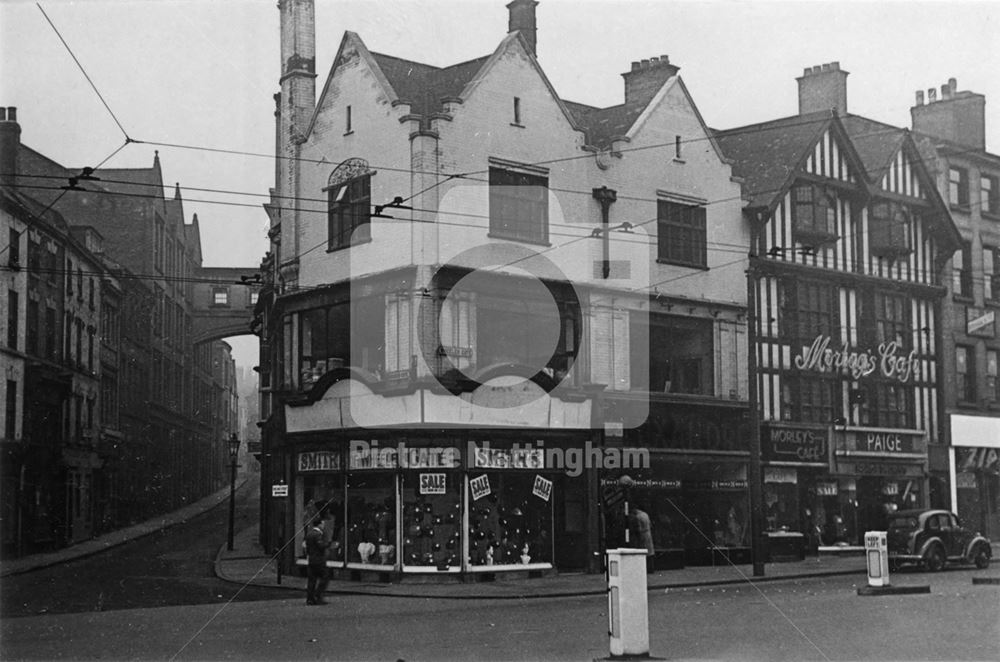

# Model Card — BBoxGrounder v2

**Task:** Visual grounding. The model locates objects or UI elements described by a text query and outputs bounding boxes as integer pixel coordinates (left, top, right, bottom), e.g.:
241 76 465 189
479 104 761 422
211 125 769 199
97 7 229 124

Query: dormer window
868 200 912 259
791 184 838 247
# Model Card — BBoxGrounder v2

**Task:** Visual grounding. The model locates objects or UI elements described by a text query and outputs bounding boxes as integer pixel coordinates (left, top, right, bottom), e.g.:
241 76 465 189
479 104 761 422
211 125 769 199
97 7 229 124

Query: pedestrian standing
305 510 331 605
629 504 655 573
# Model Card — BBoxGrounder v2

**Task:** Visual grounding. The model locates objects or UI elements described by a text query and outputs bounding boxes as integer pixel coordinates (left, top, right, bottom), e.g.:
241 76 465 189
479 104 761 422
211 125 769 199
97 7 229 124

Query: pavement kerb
213 541 870 600
0 478 249 579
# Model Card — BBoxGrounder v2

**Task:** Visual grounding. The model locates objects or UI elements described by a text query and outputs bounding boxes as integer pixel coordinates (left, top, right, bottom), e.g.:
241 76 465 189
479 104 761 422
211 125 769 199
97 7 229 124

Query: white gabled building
258 0 749 578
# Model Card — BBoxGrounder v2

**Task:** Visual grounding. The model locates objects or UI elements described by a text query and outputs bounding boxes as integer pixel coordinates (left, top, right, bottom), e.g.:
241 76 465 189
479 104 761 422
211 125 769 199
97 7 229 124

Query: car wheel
923 545 945 572
973 545 990 570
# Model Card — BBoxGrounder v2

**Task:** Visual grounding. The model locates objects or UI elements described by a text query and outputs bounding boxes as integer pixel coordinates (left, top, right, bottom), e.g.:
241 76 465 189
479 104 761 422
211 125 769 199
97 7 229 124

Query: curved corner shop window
468 473 553 566
300 474 344 563
346 473 396 566
402 474 462 568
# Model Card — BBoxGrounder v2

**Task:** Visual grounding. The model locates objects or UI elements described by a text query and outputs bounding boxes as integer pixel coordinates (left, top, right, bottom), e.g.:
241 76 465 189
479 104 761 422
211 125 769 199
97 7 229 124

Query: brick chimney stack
621 56 680 107
911 77 986 150
507 0 539 57
0 107 20 188
797 62 849 115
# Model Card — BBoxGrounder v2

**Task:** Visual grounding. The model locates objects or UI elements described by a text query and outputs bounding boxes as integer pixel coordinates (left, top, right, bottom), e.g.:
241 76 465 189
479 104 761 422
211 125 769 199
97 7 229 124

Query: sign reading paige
794 336 919 383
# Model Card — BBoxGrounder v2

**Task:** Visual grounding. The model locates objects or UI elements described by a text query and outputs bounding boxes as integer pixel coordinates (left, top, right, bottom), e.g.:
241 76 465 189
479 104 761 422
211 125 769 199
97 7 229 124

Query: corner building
717 64 961 546
258 0 749 579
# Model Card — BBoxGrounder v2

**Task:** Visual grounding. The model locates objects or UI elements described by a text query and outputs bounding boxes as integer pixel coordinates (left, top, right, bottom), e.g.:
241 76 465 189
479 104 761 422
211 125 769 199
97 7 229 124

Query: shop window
868 201 912 259
866 382 913 429
298 298 384 389
629 312 713 394
468 473 553 567
949 166 969 207
657 199 707 268
345 473 395 567
791 184 838 247
956 345 975 403
779 278 838 345
982 174 1000 216
402 474 462 569
489 166 548 244
987 350 999 404
299 474 344 564
327 174 371 251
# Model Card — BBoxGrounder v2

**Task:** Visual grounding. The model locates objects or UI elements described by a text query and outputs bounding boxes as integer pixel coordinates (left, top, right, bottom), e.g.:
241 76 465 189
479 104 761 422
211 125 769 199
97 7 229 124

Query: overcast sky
3 0 998 365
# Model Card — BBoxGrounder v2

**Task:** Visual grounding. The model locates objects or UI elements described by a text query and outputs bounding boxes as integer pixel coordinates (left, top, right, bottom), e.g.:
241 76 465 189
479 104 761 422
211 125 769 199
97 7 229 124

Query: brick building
257 0 749 578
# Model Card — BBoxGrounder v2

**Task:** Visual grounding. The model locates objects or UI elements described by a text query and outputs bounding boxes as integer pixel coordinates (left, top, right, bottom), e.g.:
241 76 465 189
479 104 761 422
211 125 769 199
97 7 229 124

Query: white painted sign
532 475 553 502
419 473 446 495
793 335 919 382
272 483 288 497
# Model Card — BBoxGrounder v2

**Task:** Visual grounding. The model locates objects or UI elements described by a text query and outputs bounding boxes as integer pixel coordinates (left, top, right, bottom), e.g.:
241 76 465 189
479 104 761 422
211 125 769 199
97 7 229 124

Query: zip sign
272 483 288 497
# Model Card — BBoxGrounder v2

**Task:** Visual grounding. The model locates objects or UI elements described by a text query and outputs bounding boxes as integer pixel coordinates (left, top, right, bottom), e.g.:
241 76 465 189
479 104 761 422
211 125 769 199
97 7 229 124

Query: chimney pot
661 55 669 63
803 67 811 76
631 61 640 72
949 77 957 92
831 61 840 70
649 56 659 64
641 59 650 68
821 63 831 72
928 88 937 102
7 107 16 122
941 84 951 100
915 90 924 106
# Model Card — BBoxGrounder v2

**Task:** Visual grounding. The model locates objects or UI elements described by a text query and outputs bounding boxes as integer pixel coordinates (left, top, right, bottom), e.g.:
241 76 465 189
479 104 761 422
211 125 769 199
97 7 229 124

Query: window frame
488 166 549 245
791 183 839 246
949 166 970 208
956 344 975 403
982 175 999 216
326 174 372 251
953 241 973 298
212 287 229 307
868 200 913 259
656 199 708 268
986 349 999 405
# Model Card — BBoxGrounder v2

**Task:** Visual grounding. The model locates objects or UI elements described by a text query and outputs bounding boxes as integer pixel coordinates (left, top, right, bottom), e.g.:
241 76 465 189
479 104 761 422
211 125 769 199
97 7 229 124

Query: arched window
326 158 374 251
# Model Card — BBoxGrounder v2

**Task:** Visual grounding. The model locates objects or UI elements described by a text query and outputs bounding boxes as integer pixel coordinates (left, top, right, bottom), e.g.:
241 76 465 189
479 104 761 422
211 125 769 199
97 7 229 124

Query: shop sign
532 475 553 502
610 399 750 452
470 474 491 500
956 473 977 489
271 483 288 497
966 307 996 338
419 473 446 495
348 442 461 470
297 451 342 473
793 335 919 383
815 481 838 496
764 467 798 484
472 445 544 470
835 461 923 478
958 447 1000 473
858 431 918 454
600 477 681 490
687 480 748 490
762 425 828 464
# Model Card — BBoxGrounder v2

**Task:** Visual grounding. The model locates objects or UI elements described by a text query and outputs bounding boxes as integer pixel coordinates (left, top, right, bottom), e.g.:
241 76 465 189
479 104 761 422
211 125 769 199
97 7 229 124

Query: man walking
305 509 331 605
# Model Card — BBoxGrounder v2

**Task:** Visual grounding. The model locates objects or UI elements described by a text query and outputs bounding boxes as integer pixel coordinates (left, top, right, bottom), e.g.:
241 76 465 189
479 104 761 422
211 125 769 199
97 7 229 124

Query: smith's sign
793 335 919 383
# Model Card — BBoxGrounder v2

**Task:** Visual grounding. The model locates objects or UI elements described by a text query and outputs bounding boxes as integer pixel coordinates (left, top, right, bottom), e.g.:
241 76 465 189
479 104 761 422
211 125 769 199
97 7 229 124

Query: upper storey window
868 200 912 259
982 175 999 216
657 200 707 268
326 158 374 251
949 166 969 208
791 184 838 247
489 166 548 244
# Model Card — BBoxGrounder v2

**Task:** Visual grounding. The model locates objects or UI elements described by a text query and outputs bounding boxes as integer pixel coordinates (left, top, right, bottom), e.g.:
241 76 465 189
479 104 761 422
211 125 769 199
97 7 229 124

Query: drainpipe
592 187 618 279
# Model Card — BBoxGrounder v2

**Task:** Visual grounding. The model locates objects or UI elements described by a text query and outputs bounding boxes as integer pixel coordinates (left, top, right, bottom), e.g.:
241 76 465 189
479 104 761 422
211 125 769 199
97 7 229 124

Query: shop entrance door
554 476 587 570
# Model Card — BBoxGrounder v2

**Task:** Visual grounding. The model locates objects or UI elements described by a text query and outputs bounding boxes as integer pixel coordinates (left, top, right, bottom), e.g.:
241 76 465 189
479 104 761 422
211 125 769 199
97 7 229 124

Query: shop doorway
553 475 587 570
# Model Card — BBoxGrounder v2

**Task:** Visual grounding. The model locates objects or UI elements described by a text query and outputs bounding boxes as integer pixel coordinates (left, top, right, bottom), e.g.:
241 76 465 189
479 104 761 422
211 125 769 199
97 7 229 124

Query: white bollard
864 531 890 588
607 548 649 658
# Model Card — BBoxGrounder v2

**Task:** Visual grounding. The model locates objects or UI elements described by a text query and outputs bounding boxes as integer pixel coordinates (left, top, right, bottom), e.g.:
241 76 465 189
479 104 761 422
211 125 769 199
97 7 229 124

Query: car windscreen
888 517 918 531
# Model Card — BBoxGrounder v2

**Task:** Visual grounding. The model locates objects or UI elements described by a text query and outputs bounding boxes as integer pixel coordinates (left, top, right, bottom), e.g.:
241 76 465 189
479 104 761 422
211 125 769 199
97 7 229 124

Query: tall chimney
911 77 986 150
0 107 20 188
621 55 680 107
507 0 538 57
797 62 848 115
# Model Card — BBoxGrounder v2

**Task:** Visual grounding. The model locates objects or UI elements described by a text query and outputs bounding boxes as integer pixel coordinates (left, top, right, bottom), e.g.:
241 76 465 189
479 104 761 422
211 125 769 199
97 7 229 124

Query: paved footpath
216 525 875 600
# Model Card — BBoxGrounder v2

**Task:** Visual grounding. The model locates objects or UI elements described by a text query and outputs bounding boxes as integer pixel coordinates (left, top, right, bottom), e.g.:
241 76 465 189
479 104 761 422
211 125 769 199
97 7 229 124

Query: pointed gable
714 111 835 210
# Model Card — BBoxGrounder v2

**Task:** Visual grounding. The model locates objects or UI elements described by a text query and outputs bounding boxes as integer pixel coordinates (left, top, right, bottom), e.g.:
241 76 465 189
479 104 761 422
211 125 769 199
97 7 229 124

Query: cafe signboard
793 335 919 383
762 424 828 466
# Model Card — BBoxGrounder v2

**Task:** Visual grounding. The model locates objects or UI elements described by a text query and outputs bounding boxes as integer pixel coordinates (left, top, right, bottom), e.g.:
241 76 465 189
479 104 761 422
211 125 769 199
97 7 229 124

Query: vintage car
887 509 991 571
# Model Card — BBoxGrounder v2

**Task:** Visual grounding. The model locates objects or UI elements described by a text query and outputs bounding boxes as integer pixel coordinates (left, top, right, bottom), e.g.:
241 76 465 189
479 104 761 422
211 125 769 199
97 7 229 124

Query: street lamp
227 432 241 551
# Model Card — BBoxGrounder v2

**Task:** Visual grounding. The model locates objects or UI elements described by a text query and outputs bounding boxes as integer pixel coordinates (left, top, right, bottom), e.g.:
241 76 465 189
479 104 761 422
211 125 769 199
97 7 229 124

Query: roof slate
370 52 491 118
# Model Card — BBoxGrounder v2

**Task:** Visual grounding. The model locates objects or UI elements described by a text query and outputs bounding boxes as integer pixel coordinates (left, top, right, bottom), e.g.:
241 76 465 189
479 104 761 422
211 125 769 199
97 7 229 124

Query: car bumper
888 553 922 562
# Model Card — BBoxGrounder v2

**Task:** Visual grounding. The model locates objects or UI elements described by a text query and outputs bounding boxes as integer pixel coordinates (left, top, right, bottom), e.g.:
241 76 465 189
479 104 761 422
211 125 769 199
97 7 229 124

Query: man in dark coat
305 509 331 605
